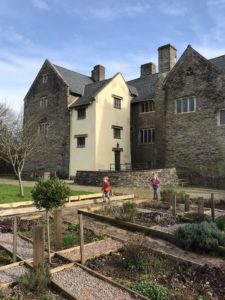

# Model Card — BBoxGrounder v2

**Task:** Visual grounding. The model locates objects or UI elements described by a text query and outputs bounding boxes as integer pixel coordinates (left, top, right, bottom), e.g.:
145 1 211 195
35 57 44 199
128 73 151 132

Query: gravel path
0 232 33 260
53 266 138 300
58 239 122 262
0 265 27 283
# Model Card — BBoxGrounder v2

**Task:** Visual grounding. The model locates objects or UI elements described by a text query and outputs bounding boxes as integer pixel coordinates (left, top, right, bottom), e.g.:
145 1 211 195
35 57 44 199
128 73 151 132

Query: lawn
0 183 91 204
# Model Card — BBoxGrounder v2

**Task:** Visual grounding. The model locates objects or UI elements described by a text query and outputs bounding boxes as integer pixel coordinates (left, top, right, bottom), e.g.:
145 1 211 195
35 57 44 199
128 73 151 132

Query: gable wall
23 62 70 178
165 48 225 186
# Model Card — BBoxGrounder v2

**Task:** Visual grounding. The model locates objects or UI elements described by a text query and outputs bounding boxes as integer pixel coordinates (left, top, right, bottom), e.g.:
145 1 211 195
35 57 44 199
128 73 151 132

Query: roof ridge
209 54 225 61
53 63 92 79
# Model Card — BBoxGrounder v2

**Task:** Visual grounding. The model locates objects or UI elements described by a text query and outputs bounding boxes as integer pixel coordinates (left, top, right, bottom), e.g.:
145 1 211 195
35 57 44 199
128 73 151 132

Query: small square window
113 97 122 109
77 108 86 119
42 74 48 83
77 137 86 148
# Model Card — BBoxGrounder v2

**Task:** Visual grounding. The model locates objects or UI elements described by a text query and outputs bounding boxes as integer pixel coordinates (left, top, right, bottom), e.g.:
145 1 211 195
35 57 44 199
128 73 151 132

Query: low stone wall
75 168 179 188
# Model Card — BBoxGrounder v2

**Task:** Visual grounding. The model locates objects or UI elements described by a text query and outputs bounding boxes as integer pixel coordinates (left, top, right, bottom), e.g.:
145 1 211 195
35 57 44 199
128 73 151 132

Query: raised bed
85 247 225 300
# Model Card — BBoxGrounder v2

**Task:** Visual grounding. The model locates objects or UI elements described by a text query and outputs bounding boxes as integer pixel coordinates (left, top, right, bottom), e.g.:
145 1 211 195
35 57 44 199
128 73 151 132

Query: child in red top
102 176 110 202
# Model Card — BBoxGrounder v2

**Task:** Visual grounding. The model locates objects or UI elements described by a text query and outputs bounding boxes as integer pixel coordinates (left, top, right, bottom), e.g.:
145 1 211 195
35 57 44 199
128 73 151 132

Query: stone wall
164 46 225 188
75 168 178 188
23 60 72 178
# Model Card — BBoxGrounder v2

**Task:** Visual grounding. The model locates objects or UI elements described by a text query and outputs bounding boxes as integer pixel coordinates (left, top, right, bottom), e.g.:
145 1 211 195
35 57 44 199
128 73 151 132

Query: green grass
0 183 91 204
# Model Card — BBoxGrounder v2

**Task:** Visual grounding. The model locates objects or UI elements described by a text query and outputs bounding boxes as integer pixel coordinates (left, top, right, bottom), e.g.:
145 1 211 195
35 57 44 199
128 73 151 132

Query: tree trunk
18 171 24 197
46 211 51 264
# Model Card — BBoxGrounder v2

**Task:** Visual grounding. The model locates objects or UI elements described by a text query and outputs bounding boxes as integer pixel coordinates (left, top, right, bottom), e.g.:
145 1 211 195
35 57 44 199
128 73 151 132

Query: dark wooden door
114 151 121 171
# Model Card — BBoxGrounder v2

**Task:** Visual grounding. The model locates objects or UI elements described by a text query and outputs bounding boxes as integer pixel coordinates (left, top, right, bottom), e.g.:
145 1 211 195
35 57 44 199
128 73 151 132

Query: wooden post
79 213 85 264
211 193 215 222
33 226 45 269
184 194 190 212
198 197 204 215
13 217 17 262
172 195 176 216
54 209 62 251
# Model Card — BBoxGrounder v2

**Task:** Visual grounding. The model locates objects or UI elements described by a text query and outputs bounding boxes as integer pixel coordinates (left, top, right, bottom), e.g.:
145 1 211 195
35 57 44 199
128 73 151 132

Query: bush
131 281 168 300
175 190 186 203
160 188 176 201
120 201 137 222
175 221 225 252
62 233 77 249
122 238 149 271
32 177 71 211
18 266 52 294
216 216 225 231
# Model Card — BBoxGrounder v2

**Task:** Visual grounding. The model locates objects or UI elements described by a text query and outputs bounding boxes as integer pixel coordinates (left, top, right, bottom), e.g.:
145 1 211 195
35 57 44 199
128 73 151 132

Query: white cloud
32 0 49 10
0 26 32 46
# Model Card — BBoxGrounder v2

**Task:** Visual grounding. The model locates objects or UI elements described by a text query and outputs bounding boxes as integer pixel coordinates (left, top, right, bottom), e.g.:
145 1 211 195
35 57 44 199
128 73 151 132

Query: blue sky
1 0 225 112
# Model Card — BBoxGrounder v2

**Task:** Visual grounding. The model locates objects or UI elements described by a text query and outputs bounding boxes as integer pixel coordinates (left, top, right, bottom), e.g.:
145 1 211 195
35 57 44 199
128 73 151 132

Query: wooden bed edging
77 209 177 244
76 262 149 300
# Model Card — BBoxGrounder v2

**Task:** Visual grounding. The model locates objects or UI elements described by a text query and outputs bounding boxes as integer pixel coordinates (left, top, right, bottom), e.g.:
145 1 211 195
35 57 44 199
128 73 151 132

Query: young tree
32 177 71 263
0 105 44 196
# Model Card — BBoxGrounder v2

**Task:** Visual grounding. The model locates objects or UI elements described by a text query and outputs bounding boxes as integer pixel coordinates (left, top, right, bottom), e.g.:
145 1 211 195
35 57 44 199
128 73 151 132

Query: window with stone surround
139 128 155 144
113 96 122 109
141 100 155 113
38 122 49 136
218 109 225 125
112 125 123 139
75 134 87 148
42 74 48 83
175 96 196 114
40 96 48 108
77 108 86 119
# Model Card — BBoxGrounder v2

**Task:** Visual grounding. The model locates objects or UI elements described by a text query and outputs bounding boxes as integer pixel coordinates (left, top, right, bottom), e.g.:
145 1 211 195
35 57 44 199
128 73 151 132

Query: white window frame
40 96 48 108
139 128 155 144
42 74 48 83
175 96 196 114
217 109 225 126
38 122 49 136
140 100 155 113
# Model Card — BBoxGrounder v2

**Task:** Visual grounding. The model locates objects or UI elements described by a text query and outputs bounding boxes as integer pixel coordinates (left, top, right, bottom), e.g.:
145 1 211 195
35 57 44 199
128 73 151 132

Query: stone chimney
91 65 105 82
140 63 156 77
158 44 177 73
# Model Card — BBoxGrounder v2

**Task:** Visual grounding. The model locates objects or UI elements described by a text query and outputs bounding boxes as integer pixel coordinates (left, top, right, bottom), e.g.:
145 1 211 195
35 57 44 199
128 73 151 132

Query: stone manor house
23 44 225 187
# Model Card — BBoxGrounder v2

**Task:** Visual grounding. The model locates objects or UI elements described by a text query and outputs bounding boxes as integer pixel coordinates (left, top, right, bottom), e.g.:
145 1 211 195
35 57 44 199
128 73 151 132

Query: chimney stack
91 65 105 82
140 62 156 77
158 44 177 73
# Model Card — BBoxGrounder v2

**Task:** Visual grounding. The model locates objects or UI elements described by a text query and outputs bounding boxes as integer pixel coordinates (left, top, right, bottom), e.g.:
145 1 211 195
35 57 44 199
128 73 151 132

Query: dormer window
141 100 155 113
42 74 48 83
40 96 48 108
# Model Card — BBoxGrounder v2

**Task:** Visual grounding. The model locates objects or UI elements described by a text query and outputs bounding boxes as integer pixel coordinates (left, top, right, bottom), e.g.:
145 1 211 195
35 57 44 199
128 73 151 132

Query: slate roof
53 64 94 95
70 74 138 108
209 55 225 73
70 78 112 108
127 73 159 103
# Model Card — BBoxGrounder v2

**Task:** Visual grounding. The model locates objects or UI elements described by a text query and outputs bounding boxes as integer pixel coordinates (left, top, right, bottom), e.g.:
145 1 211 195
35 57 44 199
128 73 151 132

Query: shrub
122 238 149 271
160 188 176 201
216 216 225 231
175 190 186 203
120 201 137 222
175 221 225 252
18 265 52 294
131 281 168 300
62 234 77 249
32 177 71 211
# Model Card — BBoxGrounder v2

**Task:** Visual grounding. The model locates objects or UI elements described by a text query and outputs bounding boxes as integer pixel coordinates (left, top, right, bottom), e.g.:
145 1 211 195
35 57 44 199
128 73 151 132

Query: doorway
114 150 121 171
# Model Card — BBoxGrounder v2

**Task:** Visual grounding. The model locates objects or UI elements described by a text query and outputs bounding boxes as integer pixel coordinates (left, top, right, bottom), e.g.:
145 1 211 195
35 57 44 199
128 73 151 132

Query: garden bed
0 249 13 267
0 217 101 251
85 246 225 300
